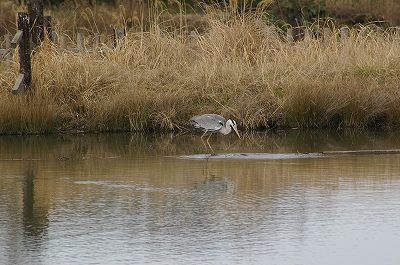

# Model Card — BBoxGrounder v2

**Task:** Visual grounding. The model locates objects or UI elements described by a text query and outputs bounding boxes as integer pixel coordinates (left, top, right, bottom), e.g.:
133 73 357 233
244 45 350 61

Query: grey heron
190 114 240 153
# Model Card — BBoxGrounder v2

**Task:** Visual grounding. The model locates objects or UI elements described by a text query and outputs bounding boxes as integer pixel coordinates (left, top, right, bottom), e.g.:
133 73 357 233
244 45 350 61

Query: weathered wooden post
394 27 400 40
5 34 11 50
2 34 12 68
286 28 294 43
113 28 125 47
359 27 369 38
94 33 100 50
292 27 304 41
13 12 31 94
28 0 44 48
323 27 331 43
51 31 58 45
76 32 83 51
340 27 349 43
304 28 312 40
59 33 66 49
44 15 52 40
375 27 384 38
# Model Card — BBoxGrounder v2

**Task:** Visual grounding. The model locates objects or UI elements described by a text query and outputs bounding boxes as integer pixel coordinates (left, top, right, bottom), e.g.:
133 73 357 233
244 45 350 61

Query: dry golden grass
1 11 400 134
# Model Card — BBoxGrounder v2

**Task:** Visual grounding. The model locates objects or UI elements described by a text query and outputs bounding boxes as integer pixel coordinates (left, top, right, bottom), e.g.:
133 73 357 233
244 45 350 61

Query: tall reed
1 8 400 134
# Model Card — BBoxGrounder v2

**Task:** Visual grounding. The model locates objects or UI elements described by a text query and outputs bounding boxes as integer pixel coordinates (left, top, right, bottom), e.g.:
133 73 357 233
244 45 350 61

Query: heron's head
227 119 240 139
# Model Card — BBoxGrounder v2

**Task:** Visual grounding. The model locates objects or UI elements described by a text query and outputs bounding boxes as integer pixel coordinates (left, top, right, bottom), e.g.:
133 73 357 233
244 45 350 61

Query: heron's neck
220 123 232 135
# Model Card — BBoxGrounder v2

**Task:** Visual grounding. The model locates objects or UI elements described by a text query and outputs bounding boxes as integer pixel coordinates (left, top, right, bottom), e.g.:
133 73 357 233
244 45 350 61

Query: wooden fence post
340 27 349 43
28 0 44 48
13 12 31 94
44 15 52 40
286 28 294 43
359 28 369 38
292 27 304 41
395 27 400 40
304 28 312 40
51 31 58 45
5 34 11 50
323 27 331 43
2 34 12 68
113 28 125 47
77 32 83 51
59 33 66 49
94 33 100 50
375 27 384 38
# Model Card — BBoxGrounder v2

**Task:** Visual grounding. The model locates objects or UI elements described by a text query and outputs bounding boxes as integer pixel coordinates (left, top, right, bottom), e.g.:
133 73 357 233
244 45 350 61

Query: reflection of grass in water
0 130 399 160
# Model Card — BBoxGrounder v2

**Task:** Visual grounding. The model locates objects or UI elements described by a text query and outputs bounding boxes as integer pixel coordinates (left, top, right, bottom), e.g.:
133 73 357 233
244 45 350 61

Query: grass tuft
2 10 400 133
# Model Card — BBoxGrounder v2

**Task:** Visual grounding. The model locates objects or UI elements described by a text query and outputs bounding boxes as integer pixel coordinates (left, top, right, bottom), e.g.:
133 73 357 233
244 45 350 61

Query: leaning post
28 0 44 48
13 12 32 93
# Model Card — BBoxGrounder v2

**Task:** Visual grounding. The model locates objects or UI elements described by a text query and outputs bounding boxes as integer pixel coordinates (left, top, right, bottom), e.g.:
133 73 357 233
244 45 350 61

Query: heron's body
190 114 240 153
191 114 225 132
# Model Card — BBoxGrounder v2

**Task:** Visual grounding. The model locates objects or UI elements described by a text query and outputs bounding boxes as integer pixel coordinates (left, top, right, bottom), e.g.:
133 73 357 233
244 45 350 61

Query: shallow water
1 130 400 265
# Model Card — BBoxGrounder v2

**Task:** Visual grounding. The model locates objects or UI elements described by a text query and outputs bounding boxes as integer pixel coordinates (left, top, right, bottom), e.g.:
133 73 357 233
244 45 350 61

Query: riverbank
1 13 400 134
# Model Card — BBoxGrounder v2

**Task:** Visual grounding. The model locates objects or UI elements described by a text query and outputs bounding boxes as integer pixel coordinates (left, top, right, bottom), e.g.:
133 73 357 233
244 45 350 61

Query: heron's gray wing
205 114 226 124
190 114 226 131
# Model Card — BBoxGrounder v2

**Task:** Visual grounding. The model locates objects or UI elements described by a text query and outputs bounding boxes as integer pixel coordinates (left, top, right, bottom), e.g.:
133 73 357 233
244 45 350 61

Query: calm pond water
1 130 400 265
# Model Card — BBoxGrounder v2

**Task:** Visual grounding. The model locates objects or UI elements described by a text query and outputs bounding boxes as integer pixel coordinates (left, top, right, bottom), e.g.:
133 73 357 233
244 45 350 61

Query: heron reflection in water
190 114 240 153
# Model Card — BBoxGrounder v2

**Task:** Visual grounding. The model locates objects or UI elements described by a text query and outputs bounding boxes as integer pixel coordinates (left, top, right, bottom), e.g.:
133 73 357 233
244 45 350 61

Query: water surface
1 130 400 265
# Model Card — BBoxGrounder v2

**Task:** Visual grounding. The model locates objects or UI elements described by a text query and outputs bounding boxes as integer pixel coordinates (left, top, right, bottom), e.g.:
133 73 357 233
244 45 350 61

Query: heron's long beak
233 126 241 139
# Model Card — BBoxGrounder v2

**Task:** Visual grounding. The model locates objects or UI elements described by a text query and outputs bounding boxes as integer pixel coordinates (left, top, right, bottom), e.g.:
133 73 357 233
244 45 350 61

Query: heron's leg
200 131 211 153
206 134 215 155
201 130 208 139
199 132 209 152
200 137 208 151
